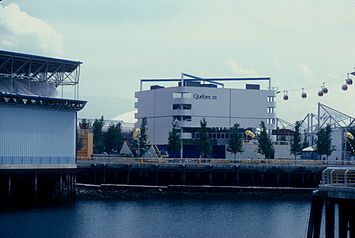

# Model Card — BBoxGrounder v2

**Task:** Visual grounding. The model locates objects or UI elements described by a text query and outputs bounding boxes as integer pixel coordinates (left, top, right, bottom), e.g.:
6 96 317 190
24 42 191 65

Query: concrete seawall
76 183 314 199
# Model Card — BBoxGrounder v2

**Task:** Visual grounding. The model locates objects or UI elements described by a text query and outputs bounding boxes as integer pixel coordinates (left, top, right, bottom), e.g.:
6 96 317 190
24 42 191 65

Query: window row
267 107 275 113
173 104 192 110
173 92 192 99
267 118 275 124
192 132 243 140
267 96 275 102
172 116 192 121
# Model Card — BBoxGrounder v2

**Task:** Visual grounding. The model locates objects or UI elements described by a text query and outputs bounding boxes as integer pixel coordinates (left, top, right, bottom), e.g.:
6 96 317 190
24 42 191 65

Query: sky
0 0 354 122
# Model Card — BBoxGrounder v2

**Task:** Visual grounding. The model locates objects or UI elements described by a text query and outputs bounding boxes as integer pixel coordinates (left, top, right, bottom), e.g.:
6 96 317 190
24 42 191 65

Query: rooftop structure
0 50 81 98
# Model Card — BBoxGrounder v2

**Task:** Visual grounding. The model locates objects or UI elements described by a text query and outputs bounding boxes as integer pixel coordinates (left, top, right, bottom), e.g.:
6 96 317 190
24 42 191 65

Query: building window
173 92 192 99
267 96 275 102
267 107 275 113
267 118 275 124
182 116 191 121
172 116 191 121
173 104 192 110
182 104 192 110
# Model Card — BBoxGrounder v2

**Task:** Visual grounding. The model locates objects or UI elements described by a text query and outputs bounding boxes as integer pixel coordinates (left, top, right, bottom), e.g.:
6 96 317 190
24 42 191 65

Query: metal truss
275 118 295 130
317 103 354 129
299 113 319 133
0 50 81 88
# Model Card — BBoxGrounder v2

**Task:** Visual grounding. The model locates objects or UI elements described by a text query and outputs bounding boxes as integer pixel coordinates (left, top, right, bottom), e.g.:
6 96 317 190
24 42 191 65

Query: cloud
295 63 316 82
225 60 258 77
0 3 63 56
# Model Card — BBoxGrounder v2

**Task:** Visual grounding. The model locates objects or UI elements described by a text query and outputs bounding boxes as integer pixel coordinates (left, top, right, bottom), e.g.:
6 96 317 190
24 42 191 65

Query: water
0 196 310 238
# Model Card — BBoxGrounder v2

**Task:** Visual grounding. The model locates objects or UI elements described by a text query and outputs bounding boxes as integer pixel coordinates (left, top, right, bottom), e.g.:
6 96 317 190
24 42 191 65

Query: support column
155 166 159 186
338 203 349 238
306 190 324 238
181 169 186 185
66 171 69 190
235 169 240 186
103 167 106 184
127 167 131 184
325 199 335 238
208 169 213 185
8 173 12 196
349 203 355 238
34 171 38 199
60 172 63 194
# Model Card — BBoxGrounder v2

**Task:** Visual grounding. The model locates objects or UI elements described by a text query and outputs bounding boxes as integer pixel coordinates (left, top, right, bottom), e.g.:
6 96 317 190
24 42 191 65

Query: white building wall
135 86 276 145
0 106 76 164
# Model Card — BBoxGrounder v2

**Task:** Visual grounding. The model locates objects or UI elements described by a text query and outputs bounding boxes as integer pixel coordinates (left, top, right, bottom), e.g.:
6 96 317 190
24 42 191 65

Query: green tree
302 137 310 149
227 123 243 158
132 117 149 157
79 118 90 129
197 118 212 158
290 121 302 159
316 124 333 159
93 116 105 154
167 121 181 158
257 121 275 159
104 122 123 154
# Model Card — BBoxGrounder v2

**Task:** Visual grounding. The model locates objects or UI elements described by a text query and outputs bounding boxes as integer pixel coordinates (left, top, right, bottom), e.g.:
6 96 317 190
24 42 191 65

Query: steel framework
140 73 272 91
0 50 81 98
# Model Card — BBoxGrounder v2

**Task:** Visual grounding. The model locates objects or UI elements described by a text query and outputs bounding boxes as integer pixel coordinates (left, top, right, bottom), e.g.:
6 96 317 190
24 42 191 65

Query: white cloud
295 63 316 82
225 60 258 77
0 3 63 56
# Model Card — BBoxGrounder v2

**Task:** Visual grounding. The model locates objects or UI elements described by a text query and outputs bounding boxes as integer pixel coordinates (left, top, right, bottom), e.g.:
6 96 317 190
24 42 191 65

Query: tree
167 121 181 158
197 118 212 158
132 117 149 157
316 124 333 159
93 116 105 154
104 122 123 154
79 118 90 129
227 123 243 158
257 121 275 159
290 121 302 159
302 137 310 149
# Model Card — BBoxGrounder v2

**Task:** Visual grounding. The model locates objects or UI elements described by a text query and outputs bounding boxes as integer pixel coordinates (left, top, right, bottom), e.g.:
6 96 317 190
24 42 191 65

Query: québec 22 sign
193 94 217 100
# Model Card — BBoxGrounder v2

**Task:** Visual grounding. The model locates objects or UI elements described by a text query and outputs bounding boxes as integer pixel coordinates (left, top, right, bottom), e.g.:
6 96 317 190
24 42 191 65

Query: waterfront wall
76 163 323 188
0 169 75 206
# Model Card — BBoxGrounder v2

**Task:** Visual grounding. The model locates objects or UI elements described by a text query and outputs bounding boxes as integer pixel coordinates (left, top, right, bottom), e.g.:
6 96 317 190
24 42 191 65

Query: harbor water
0 195 311 238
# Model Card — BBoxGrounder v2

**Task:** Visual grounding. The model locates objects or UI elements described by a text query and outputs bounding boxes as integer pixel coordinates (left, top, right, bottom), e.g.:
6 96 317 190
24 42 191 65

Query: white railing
321 167 355 187
0 156 75 164
77 157 355 167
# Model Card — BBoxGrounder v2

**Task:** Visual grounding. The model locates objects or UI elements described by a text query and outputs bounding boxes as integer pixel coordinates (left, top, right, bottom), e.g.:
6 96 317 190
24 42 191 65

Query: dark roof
0 50 81 74
272 128 295 136
0 92 86 112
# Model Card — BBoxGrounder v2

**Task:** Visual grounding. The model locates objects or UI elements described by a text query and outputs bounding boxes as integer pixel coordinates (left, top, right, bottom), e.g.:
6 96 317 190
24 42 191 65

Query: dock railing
77 157 355 167
321 167 355 187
